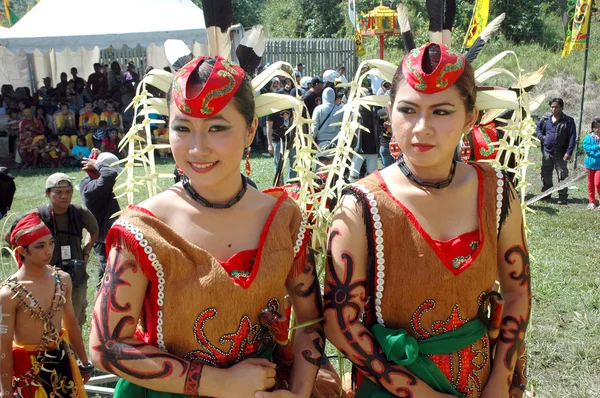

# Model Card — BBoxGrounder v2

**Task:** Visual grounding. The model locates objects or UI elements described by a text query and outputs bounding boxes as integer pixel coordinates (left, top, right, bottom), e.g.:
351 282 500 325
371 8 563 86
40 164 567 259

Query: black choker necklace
397 154 457 189
182 173 248 209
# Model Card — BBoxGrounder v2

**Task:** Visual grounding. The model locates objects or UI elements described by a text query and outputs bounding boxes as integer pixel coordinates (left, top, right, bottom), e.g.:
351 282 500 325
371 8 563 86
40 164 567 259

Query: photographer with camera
37 173 98 327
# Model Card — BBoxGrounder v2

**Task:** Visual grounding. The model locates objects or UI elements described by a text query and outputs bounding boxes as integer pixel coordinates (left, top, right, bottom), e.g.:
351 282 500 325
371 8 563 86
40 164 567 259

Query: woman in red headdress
89 56 324 398
324 43 530 398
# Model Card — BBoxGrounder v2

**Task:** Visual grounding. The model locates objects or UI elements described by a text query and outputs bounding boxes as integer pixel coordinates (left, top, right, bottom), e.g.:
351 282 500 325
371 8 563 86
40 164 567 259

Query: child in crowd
40 134 69 167
0 212 91 397
583 117 600 209
7 109 20 159
93 120 109 148
71 135 91 167
154 124 170 158
100 127 121 158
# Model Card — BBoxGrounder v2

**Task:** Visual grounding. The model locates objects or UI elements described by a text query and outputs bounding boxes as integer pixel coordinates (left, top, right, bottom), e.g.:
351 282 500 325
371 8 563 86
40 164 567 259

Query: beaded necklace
182 173 248 209
2 268 67 388
397 153 457 189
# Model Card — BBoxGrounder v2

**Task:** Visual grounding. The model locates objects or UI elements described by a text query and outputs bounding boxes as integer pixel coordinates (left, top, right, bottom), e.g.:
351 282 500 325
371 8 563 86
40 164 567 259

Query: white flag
348 0 356 27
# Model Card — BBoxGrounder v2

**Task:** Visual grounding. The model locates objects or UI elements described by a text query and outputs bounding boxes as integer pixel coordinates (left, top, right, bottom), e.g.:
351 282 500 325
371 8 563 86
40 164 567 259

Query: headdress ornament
172 55 245 118
10 212 52 268
402 43 466 94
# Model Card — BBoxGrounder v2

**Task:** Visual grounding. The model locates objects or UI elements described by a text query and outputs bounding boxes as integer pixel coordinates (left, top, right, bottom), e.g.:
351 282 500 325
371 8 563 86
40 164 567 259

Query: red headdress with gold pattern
402 43 466 94
10 212 52 268
172 55 245 118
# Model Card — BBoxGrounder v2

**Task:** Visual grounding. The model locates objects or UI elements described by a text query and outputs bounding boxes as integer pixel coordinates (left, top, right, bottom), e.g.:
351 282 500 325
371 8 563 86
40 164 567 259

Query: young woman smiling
324 43 531 398
90 56 324 398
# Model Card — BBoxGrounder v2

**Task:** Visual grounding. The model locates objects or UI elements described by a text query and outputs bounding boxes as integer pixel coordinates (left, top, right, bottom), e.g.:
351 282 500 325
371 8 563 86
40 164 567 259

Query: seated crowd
0 61 147 169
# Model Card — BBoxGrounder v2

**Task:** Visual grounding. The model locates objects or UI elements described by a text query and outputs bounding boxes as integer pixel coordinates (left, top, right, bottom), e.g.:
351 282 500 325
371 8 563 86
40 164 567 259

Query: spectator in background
583 117 600 209
93 120 109 149
337 66 348 84
302 76 324 117
376 80 391 95
108 61 124 102
100 128 122 157
70 67 86 88
124 62 140 84
34 173 99 327
376 107 394 167
36 106 53 135
39 77 56 107
311 87 343 145
87 63 108 100
79 100 99 148
266 109 293 173
350 95 378 182
40 134 69 167
100 100 123 136
55 72 69 103
269 77 281 93
74 80 93 112
536 97 577 204
0 167 16 220
294 62 304 77
17 108 45 168
71 136 91 166
119 82 136 130
54 102 77 150
7 109 20 160
80 150 122 291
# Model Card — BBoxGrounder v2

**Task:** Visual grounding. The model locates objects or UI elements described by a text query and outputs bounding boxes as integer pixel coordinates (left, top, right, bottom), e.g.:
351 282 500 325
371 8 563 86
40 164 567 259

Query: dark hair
99 120 108 127
390 44 477 113
549 98 564 107
592 117 600 130
166 58 255 126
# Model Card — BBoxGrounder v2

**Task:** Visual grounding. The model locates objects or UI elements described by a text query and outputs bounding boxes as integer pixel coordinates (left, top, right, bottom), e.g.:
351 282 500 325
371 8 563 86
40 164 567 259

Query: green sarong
114 344 275 397
355 319 487 398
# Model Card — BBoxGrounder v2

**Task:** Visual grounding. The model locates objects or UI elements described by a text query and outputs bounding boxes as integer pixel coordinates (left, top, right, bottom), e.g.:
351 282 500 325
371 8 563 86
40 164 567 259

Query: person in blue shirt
583 117 600 209
71 136 91 167
536 98 577 204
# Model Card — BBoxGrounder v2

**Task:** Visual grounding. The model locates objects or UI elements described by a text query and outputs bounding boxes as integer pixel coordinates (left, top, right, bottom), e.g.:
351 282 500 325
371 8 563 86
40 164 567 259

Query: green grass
1 151 599 396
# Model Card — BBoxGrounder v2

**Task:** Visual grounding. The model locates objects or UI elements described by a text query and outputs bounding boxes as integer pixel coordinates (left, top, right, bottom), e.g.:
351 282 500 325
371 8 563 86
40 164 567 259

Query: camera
60 259 86 286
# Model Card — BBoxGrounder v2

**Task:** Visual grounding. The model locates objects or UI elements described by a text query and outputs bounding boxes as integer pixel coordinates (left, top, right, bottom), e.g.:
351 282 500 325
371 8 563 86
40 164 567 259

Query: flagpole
573 12 592 170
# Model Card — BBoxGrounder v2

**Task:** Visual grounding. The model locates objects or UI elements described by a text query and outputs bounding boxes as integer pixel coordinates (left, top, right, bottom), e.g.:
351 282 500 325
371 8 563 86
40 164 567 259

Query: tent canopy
0 0 207 54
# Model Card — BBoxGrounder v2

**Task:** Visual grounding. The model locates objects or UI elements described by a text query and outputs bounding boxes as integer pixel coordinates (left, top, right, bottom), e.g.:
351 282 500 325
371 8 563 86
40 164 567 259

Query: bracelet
78 361 95 374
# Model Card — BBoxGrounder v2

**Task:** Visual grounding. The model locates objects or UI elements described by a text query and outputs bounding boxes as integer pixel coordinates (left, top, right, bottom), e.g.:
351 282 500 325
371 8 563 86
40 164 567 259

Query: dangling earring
389 136 401 160
245 147 252 177
176 164 185 176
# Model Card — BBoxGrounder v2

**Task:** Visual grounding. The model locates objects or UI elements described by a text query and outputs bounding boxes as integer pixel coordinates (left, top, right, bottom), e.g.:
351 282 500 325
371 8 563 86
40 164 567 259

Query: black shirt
302 89 321 117
79 163 120 242
267 110 293 141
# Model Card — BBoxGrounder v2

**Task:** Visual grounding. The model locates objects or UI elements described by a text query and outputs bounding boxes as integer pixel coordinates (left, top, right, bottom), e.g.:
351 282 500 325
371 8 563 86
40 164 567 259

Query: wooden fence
263 38 358 79
99 38 358 81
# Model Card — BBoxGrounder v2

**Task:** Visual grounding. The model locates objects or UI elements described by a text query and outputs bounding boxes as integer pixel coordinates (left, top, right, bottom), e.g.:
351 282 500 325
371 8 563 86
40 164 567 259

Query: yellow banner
562 0 592 57
3 0 10 25
355 28 366 57
463 0 490 48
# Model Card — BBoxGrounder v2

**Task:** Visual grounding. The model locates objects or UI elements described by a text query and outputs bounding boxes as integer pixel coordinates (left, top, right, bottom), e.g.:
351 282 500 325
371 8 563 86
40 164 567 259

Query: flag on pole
349 0 365 57
462 0 490 48
348 0 356 27
562 0 592 57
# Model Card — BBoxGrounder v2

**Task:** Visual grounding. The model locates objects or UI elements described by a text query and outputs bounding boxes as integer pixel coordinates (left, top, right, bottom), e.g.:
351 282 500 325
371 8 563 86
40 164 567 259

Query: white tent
0 0 206 53
0 0 206 90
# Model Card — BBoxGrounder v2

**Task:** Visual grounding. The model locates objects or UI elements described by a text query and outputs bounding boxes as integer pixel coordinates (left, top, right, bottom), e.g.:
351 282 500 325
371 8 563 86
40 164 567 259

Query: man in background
80 150 121 292
536 98 577 204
